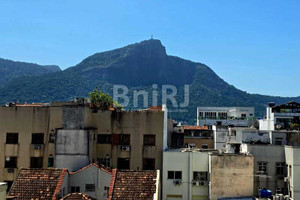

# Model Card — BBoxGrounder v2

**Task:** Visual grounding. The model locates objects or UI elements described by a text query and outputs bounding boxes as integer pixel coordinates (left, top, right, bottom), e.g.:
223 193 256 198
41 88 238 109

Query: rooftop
61 193 97 200
70 163 112 175
7 168 68 200
107 169 158 200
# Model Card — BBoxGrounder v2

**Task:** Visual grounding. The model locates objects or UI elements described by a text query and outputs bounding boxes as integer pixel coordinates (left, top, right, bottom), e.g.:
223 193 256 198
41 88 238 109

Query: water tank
260 188 272 198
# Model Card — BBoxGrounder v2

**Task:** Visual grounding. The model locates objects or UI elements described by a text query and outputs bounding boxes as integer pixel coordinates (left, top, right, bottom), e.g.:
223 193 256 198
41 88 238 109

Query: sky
0 0 299 97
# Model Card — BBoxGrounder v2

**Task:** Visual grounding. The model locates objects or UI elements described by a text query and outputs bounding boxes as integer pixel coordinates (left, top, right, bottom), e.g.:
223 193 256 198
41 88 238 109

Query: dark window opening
119 134 130 145
193 171 208 181
144 135 156 146
143 158 155 170
168 171 182 180
48 157 54 167
202 144 208 149
6 133 18 144
97 134 112 144
32 133 44 144
5 157 17 168
85 184 95 192
49 134 55 143
30 157 43 168
71 186 80 193
117 158 130 169
98 158 111 167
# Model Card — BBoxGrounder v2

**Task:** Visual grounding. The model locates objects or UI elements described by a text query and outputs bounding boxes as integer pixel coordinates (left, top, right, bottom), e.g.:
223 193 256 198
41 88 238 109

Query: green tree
89 87 114 111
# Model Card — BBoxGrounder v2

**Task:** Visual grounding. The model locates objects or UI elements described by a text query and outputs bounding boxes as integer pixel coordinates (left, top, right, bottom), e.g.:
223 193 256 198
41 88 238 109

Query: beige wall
209 154 254 200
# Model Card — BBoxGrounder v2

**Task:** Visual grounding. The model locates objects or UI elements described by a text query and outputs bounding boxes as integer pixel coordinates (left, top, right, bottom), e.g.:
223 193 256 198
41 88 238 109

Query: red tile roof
69 163 112 175
61 193 97 200
7 168 68 200
183 125 208 130
107 170 158 200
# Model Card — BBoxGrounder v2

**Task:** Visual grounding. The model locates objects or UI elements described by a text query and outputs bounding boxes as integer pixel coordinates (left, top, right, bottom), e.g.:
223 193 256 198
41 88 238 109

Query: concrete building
241 144 286 195
209 153 254 200
260 102 300 131
163 149 216 200
213 125 229 150
197 107 255 127
285 146 300 200
162 149 254 200
0 101 167 188
0 182 7 200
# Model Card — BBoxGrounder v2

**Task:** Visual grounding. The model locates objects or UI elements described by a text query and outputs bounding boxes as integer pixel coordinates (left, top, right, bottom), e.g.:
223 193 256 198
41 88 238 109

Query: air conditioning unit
33 145 41 150
199 181 207 187
173 180 182 185
7 168 14 173
192 181 199 186
120 145 131 151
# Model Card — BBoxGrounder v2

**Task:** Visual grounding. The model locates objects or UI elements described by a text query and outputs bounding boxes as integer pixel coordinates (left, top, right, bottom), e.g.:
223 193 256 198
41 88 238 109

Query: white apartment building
260 102 300 131
285 146 300 200
197 107 255 127
162 149 214 200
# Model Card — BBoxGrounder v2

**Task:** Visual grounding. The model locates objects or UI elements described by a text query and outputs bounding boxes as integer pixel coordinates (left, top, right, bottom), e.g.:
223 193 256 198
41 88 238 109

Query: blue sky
0 0 299 97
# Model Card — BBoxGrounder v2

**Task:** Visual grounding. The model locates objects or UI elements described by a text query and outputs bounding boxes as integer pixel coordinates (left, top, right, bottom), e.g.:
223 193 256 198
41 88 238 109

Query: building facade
197 107 255 127
0 101 167 189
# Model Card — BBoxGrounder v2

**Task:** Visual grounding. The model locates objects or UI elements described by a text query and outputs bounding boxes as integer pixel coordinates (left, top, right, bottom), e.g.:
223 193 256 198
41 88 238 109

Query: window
119 134 130 145
204 112 216 119
168 171 182 180
97 134 112 144
32 133 44 144
202 144 208 149
117 158 130 169
276 162 285 175
85 184 95 192
49 134 55 143
276 187 284 194
98 158 111 167
144 135 156 146
193 171 208 181
71 186 80 193
275 138 283 145
258 162 267 174
218 112 227 119
5 157 17 168
199 112 204 119
6 133 18 144
48 157 54 167
143 158 155 170
241 113 247 118
30 157 43 168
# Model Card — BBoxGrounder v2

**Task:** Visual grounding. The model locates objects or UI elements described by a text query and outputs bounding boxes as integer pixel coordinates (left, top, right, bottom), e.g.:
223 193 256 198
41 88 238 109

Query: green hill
0 40 299 124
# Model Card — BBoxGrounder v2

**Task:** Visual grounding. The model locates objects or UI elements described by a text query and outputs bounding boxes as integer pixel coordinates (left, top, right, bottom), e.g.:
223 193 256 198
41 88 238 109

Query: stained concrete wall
0 183 7 200
209 154 254 200
55 130 90 171
62 106 84 129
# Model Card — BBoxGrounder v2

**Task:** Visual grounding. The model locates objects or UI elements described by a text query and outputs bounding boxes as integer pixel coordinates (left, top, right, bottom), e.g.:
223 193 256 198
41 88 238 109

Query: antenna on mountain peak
151 34 153 40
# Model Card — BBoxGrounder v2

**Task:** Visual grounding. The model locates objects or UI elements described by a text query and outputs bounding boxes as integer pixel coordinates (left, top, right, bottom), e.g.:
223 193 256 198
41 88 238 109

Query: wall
55 129 91 171
285 146 300 200
241 145 285 195
163 150 210 200
213 126 228 150
69 165 111 200
209 154 254 200
0 183 7 200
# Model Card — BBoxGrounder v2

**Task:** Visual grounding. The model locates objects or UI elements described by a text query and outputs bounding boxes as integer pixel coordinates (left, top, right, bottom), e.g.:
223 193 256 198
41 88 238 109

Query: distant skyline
0 0 299 97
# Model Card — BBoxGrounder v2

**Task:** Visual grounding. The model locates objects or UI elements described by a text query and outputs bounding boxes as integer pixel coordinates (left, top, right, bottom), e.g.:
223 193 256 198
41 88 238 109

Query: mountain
0 58 61 86
0 40 299 124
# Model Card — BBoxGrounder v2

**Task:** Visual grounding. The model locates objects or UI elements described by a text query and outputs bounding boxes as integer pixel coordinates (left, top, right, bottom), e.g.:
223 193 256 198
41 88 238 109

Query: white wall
0 183 7 200
163 150 209 200
69 165 111 200
285 146 300 200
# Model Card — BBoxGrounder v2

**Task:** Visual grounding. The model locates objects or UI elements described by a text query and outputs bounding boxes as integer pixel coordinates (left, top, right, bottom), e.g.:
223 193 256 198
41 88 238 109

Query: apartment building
0 101 167 189
162 149 254 200
285 145 300 200
197 107 255 127
260 101 300 131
